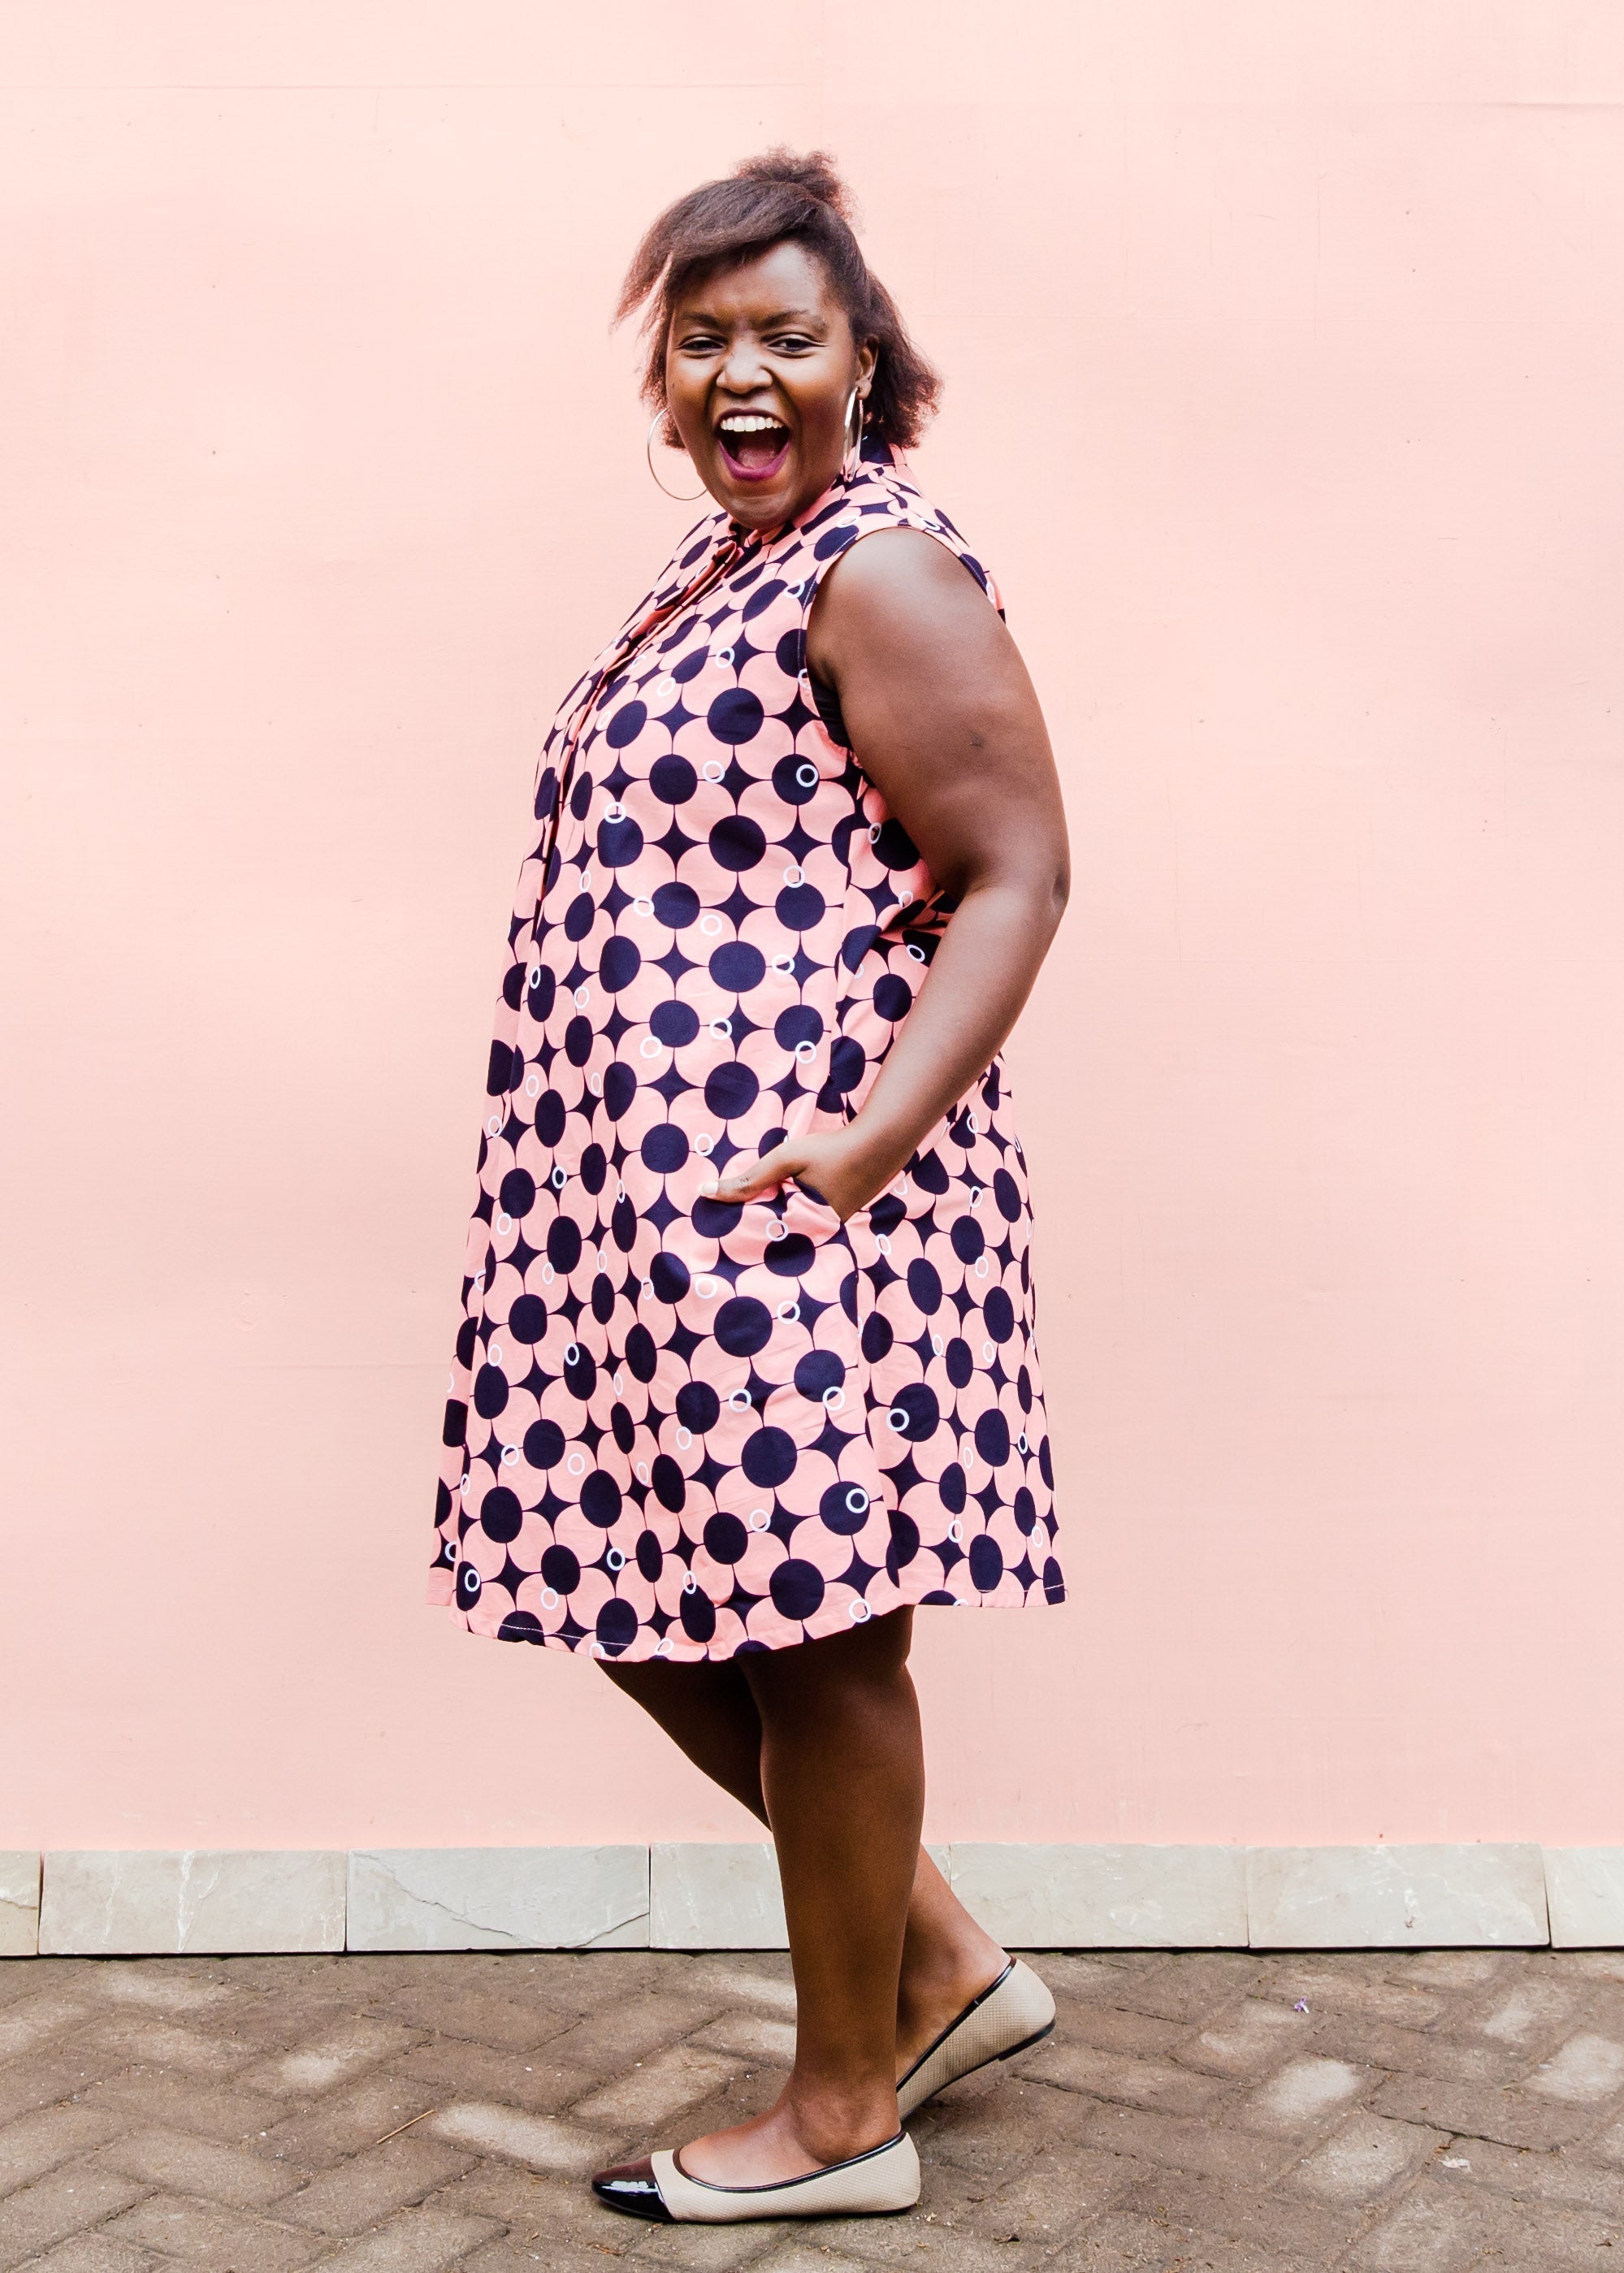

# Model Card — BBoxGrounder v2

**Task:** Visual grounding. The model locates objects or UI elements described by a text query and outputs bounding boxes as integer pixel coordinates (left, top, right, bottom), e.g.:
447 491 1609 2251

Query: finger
704 1148 795 1202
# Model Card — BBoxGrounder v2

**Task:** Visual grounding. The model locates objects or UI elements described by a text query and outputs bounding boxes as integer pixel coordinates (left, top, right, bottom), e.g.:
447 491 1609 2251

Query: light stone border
8 1845 1621 1956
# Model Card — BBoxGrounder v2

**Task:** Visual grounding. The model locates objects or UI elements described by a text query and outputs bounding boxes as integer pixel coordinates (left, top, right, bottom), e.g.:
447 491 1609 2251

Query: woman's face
663 240 875 531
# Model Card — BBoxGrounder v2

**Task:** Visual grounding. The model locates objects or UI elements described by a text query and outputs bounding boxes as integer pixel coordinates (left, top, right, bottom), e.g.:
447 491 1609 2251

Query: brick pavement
1 1944 1622 2269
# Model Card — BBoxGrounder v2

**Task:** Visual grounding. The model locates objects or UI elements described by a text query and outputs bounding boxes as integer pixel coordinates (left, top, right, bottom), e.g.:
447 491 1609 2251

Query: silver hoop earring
844 387 864 465
647 413 706 500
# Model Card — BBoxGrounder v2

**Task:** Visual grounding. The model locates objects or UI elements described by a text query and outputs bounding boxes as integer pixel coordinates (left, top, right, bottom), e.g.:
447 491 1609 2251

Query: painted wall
4 4 1621 1855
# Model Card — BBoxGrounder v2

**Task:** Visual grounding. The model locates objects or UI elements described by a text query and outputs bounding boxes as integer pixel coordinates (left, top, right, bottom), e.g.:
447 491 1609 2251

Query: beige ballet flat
896 1956 1056 2119
591 2129 920 2223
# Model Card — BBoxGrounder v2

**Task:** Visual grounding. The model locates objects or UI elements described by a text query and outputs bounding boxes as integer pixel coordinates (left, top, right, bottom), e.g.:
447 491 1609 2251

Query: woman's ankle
780 2074 901 2165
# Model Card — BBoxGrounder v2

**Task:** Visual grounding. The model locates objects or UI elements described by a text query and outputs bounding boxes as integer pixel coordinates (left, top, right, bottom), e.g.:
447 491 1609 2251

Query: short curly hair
617 148 942 452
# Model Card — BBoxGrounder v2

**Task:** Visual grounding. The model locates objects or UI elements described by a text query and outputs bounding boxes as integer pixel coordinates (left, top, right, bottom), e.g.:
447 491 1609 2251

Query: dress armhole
799 516 1003 756
808 669 851 750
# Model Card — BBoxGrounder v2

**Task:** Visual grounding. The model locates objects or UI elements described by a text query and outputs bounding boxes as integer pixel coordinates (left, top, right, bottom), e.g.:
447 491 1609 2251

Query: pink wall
5 5 1622 1853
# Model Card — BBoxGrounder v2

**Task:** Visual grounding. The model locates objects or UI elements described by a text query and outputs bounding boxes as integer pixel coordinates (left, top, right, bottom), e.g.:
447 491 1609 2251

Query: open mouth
715 411 792 482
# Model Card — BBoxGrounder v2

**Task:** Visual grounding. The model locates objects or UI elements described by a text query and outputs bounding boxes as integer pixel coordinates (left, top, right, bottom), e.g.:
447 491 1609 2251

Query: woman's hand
702 1127 886 1223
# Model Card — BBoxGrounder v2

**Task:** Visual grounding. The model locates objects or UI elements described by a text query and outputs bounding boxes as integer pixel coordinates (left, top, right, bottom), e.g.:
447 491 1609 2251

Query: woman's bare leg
602 1646 1005 2072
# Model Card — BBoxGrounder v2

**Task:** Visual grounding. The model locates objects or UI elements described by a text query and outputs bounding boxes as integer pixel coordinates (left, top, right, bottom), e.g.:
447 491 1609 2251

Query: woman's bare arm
705 527 1069 1219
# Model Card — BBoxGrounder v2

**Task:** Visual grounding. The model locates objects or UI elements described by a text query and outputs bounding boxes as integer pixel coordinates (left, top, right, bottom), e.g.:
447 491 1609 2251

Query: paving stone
1553 1950 1624 1985
1247 1845 1547 1950
25 2240 164 2272
1084 1954 1262 2024
66 2015 258 2081
81 1964 239 2016
1054 2002 1190 2059
0 2104 119 2193
1014 2041 1225 2117
0 1994 90 2063
462 2241 639 2273
572 2046 743 2131
396 2035 600 2115
1266 1967 1449 2029
349 1847 651 1955
40 1854 345 1958
959 2141 1139 2241
428 2099 617 2175
1395 1950 1508 1988
0 2160 149 2270
259 2073 443 2167
1067 2098 1300 2184
1369 2070 1596 2149
81 2070 288 2145
1349 2171 1621 2268
1031 1954 1143 2003
680 1963 796 2020
685 2011 797 2066
275 2131 474 2233
1544 1847 1624 1949
96 2123 301 2208
1285 2111 1446 2202
911 2075 1070 2179
1238 2054 1369 2135
539 1996 728 2076
1303 2012 1512 2085
650 1843 786 1951
0 1864 39 1964
1475 1975 1579 2045
1047 2208 1318 2271
238 2017 423 2097
427 2158 616 2235
368 1983 578 2054
1125 2163 1365 2258
748 2248 872 2273
104 2192 326 2266
1430 2132 1624 2218
1179 1996 1312 2076
632 2223 795 2267
1592 2112 1624 2165
302 2205 503 2270
813 2206 1046 2271
1524 2029 1624 2102
951 1843 1248 1950
0 2053 114 2131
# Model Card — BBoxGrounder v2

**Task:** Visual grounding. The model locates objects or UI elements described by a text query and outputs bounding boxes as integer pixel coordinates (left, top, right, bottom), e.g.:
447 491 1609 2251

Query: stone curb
5 1844 1622 1956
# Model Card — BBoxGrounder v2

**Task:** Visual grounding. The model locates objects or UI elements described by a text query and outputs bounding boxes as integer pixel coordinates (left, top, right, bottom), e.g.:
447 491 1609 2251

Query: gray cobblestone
0 1946 1620 2269
103 2192 327 2266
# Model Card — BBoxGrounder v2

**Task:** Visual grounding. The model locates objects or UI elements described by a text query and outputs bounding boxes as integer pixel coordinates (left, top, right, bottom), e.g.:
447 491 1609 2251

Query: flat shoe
591 2129 920 2223
896 1956 1056 2119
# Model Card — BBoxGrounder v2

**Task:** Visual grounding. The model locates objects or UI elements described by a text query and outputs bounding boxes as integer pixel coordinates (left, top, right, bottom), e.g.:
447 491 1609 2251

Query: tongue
730 429 784 470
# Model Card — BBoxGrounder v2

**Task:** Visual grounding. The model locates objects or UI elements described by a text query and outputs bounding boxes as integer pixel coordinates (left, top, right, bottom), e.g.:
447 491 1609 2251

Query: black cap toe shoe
591 2155 673 2221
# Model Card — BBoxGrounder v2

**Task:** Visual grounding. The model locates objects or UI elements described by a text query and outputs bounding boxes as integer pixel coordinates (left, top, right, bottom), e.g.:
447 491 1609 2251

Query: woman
429 150 1070 2225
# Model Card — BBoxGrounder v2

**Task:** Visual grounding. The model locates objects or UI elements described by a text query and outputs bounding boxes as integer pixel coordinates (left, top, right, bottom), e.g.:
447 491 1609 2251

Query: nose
717 340 773 396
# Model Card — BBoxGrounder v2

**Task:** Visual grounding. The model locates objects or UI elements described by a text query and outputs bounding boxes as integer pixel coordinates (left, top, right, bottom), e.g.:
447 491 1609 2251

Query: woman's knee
744 1608 916 1717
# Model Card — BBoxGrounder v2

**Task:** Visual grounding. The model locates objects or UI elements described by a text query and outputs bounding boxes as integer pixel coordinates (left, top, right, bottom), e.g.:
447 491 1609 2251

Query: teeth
718 414 785 434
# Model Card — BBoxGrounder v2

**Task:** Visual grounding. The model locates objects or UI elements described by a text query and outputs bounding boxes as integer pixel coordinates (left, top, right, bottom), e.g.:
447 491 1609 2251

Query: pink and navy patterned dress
428 445 1063 1661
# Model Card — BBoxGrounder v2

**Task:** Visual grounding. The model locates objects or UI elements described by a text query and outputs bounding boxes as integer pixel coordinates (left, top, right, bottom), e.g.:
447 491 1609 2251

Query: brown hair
617 149 941 451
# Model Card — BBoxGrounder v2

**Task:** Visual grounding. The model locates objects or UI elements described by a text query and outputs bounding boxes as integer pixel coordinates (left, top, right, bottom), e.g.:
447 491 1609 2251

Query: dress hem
425 1574 1065 1665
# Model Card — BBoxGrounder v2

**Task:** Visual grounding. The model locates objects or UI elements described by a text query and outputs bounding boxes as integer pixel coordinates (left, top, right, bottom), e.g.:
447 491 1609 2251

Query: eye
769 333 817 353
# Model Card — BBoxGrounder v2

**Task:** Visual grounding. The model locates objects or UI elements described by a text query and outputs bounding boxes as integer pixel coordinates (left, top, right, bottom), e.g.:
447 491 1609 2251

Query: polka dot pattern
428 449 1063 1660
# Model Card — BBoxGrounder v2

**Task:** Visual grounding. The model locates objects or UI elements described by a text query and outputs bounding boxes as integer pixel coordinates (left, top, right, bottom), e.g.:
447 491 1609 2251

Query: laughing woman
429 149 1070 2225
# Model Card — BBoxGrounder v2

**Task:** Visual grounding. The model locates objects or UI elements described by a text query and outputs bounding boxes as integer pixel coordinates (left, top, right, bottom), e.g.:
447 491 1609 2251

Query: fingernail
699 1177 719 1196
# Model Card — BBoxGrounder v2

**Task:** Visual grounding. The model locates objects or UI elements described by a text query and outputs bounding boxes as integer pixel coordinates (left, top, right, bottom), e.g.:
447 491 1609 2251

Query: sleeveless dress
428 444 1064 1662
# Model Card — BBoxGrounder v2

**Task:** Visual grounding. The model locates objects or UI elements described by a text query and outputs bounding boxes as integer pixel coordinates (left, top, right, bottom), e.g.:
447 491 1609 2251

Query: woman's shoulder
808 461 1003 621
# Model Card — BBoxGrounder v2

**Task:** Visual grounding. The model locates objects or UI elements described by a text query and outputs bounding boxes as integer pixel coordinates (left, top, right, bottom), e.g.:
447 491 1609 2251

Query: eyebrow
671 304 829 330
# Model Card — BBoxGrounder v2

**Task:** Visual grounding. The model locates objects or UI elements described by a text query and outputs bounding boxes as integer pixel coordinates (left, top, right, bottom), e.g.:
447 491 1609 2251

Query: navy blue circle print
432 450 1061 1664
